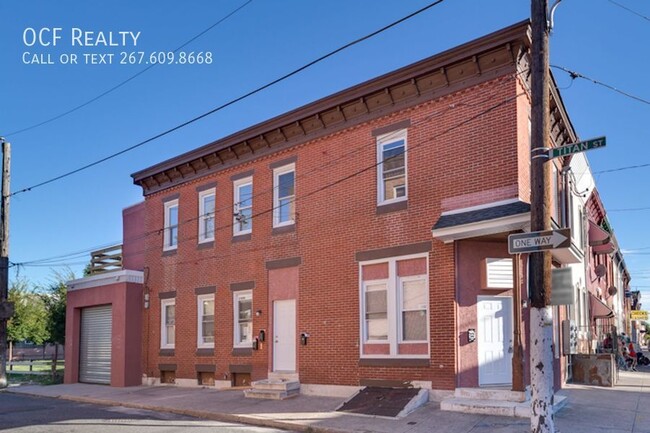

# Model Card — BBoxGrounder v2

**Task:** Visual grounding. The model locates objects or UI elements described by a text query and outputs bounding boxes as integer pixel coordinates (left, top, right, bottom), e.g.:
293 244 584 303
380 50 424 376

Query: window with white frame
198 189 215 243
197 294 215 348
161 299 175 349
233 291 252 347
273 164 295 227
360 255 429 357
163 199 179 250
233 177 253 235
377 129 407 205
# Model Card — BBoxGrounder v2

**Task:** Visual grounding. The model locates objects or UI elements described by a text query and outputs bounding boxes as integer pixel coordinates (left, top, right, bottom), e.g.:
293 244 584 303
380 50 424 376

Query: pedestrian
628 341 638 371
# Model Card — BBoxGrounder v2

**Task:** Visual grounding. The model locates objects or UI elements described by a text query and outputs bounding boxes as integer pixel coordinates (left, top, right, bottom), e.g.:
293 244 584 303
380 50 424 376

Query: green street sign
548 136 606 159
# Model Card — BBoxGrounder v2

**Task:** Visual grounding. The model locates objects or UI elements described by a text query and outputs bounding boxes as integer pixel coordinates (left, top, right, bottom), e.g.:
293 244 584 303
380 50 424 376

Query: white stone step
454 387 528 402
441 394 567 418
251 379 301 392
244 388 300 400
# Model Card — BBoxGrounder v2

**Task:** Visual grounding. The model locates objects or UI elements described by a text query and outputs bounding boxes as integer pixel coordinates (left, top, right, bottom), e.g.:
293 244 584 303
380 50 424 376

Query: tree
7 279 49 360
40 272 69 378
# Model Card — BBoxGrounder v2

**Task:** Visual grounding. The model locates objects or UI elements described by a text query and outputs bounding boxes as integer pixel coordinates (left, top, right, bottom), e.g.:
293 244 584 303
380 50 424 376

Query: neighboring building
64 20 631 402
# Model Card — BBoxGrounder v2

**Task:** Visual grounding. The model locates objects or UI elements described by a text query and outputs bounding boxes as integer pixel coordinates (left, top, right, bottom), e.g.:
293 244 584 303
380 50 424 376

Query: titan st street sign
508 228 571 254
548 136 606 159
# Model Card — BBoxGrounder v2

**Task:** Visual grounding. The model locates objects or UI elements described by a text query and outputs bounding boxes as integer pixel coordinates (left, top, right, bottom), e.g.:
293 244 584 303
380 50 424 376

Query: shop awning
590 292 614 318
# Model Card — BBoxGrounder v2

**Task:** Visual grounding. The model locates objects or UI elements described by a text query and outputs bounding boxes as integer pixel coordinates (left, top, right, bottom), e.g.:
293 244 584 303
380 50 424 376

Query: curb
6 389 351 433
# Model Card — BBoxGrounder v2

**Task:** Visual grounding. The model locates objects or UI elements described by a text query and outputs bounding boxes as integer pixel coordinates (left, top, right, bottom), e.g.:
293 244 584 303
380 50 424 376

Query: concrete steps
441 387 568 418
244 378 300 400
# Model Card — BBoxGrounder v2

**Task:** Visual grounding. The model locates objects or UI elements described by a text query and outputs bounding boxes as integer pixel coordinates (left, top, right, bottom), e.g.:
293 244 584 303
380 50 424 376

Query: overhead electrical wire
2 0 254 138
10 0 447 197
607 0 650 22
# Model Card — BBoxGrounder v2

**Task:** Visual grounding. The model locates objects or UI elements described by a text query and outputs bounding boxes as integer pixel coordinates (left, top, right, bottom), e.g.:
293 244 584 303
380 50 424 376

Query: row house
64 20 630 405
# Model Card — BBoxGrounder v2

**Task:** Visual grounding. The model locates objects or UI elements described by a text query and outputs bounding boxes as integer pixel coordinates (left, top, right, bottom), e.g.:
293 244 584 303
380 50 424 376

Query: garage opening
79 305 112 384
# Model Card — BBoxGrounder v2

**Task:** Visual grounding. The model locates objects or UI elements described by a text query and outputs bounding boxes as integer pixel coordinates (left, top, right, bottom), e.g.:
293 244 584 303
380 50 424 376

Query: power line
608 0 650 22
609 206 650 212
10 0 447 197
11 82 523 271
594 163 650 175
551 65 650 106
2 0 254 138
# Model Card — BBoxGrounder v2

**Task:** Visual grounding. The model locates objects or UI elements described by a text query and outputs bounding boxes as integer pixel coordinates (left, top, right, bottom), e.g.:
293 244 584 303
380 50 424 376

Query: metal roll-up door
79 305 112 384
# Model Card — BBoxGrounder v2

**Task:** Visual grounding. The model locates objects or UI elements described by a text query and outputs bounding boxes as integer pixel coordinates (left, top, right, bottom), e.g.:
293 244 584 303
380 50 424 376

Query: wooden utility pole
529 1 555 432
0 139 10 389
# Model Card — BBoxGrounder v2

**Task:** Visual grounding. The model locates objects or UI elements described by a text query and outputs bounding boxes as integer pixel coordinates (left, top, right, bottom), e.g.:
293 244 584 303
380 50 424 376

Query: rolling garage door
79 305 112 384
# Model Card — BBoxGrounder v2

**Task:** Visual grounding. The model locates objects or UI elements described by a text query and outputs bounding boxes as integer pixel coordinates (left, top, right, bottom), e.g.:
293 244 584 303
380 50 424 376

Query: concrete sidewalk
5 370 650 433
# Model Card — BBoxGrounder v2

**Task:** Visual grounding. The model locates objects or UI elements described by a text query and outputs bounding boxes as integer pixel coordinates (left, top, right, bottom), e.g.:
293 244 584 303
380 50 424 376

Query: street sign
630 310 648 321
548 136 606 159
508 228 571 254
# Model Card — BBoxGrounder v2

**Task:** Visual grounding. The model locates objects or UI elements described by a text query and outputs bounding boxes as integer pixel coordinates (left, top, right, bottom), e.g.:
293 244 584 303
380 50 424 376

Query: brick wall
136 74 525 390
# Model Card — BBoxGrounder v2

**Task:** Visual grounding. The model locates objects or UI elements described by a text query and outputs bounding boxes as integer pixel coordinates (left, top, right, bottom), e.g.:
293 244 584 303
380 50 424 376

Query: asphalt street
0 392 292 433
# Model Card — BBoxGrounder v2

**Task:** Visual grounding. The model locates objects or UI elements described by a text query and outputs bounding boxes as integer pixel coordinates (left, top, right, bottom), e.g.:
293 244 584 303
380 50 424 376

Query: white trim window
161 299 176 349
233 177 253 235
197 294 215 348
360 254 429 358
198 189 215 243
273 163 295 227
163 199 179 250
377 129 407 205
233 291 253 348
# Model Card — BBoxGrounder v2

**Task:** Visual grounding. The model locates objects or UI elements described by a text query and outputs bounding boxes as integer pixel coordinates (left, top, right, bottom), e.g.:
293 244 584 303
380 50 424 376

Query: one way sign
508 228 571 254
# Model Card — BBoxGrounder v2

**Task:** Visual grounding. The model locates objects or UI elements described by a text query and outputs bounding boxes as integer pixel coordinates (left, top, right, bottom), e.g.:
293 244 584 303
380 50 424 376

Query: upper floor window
233 290 253 348
233 177 253 236
161 299 175 349
273 164 295 227
377 129 408 205
163 199 179 250
197 294 215 348
198 189 215 243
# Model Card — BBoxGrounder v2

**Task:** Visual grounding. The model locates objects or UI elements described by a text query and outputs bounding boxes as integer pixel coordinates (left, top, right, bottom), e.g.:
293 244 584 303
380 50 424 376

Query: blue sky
1 1 649 300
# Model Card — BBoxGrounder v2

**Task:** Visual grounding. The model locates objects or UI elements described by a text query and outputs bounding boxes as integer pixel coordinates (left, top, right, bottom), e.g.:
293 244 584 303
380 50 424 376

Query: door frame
476 295 513 386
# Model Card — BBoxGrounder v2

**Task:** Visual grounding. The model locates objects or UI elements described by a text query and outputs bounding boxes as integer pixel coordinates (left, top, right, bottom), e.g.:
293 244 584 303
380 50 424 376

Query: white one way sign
508 228 571 254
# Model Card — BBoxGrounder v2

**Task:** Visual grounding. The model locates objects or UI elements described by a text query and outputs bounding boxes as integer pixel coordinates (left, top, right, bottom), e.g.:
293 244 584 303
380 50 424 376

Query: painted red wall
140 75 525 390
65 281 143 387
123 202 145 271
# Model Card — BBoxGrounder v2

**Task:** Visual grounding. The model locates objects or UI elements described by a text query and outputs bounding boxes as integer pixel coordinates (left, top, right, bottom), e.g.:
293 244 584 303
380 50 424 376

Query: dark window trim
376 200 408 215
230 170 254 181
159 350 175 357
197 241 214 250
195 364 216 373
265 257 302 270
158 363 177 371
272 225 295 235
269 155 298 169
358 358 430 367
372 119 411 137
196 181 217 192
355 241 431 262
360 379 414 388
195 348 215 357
162 249 177 257
229 364 252 373
158 291 177 299
195 286 216 295
232 233 252 243
161 193 180 203
230 281 255 292
232 348 253 357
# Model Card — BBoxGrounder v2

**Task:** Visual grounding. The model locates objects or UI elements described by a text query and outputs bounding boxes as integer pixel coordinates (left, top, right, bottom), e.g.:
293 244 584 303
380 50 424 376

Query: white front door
477 296 513 386
273 299 296 372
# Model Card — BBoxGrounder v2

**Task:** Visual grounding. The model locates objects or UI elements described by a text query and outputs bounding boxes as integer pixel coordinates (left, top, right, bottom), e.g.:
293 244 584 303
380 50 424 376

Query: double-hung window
198 189 215 243
161 299 176 349
273 164 295 227
233 291 252 347
233 177 253 236
163 199 179 250
197 294 215 348
377 129 407 205
360 255 429 358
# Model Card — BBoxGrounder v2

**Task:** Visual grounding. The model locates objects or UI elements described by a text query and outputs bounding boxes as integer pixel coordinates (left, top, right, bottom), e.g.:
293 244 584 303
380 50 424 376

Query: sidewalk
5 370 650 433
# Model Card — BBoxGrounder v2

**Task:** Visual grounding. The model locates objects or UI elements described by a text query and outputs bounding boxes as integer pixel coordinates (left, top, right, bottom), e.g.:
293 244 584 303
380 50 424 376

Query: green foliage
7 279 49 345
40 276 68 346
